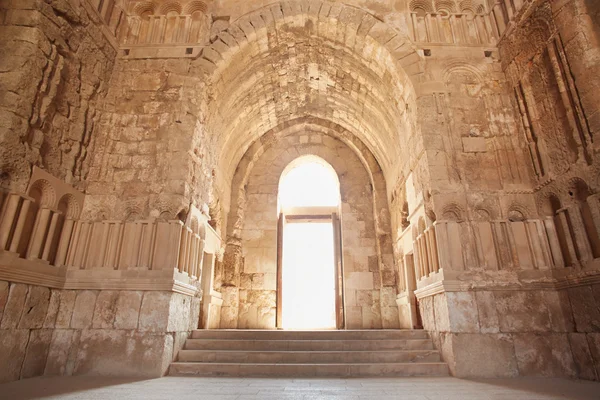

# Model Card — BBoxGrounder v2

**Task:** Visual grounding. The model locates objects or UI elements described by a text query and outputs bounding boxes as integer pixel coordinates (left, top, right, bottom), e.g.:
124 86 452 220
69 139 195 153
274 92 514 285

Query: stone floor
1 376 599 400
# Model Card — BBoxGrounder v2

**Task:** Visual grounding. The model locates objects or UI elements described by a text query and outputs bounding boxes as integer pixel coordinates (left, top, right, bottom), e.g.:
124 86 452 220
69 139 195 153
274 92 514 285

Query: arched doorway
276 155 344 330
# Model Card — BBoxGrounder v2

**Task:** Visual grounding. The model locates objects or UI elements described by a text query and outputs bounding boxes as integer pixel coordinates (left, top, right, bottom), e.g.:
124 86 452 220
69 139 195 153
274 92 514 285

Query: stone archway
220 124 399 329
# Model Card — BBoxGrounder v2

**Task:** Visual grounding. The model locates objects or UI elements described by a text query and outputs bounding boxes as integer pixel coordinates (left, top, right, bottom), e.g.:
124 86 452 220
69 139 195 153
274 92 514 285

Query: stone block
346 272 374 290
419 296 436 331
238 304 258 329
449 333 518 378
433 293 450 332
139 291 171 332
587 333 600 380
475 291 499 333
495 291 551 333
21 329 53 379
381 306 400 328
114 291 143 330
544 290 574 332
0 329 29 383
380 287 397 307
257 306 275 329
356 290 373 306
221 287 239 308
45 329 79 376
1 283 28 329
446 292 480 333
92 291 119 329
568 286 600 332
568 333 598 380
220 306 238 329
345 306 362 329
513 333 576 377
167 293 192 332
0 281 8 322
462 137 487 153
362 306 382 329
71 290 98 329
189 297 201 331
18 285 50 329
55 290 76 328
73 330 170 377
43 290 61 328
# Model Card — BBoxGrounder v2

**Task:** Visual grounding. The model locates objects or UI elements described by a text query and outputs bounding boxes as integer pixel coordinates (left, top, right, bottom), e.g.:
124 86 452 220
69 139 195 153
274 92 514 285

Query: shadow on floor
464 377 600 400
0 376 153 400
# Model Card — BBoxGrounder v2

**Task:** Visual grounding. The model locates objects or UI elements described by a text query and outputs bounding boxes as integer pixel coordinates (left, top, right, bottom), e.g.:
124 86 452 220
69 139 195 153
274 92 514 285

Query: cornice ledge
415 272 600 299
0 261 200 297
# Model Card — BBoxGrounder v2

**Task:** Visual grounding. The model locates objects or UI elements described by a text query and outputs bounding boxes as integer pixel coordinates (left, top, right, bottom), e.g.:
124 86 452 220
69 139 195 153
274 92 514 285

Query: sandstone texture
0 281 200 383
0 0 600 385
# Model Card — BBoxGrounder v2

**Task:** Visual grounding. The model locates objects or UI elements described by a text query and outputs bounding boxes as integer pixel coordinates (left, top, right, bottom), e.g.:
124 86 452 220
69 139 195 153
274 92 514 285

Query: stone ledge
0 256 201 297
415 272 600 300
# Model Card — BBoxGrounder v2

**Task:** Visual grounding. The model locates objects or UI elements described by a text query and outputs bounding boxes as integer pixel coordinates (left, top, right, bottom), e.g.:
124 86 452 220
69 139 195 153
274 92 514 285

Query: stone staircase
169 330 449 377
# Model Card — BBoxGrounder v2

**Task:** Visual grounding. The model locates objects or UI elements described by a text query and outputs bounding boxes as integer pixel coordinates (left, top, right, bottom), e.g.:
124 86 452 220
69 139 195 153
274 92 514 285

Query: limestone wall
0 168 219 384
420 287 600 380
0 281 200 383
220 128 398 329
83 56 214 221
0 0 123 193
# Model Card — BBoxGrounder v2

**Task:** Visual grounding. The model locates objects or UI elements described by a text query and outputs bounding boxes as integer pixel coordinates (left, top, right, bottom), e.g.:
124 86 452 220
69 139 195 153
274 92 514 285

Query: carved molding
414 272 600 299
0 256 202 297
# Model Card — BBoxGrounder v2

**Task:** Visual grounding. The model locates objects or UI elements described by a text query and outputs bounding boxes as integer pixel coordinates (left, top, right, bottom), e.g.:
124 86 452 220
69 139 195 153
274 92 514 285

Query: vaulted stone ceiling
186 1 423 194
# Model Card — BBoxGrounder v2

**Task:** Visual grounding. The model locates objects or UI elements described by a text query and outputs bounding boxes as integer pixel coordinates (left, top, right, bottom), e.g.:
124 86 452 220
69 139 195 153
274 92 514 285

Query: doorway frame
276 208 345 329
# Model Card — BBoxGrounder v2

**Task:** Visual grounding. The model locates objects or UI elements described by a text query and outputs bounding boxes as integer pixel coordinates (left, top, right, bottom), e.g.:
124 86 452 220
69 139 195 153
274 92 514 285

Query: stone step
178 349 441 363
191 329 430 340
184 338 434 351
169 362 450 377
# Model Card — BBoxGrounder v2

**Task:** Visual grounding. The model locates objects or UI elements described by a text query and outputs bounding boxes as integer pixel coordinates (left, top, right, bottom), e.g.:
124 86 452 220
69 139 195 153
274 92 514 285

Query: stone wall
420 287 600 380
83 56 215 221
220 128 398 329
0 0 121 193
0 280 200 383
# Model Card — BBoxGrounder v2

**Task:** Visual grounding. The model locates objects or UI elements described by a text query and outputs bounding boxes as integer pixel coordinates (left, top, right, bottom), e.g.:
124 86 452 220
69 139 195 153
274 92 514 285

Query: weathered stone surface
568 286 600 332
0 329 29 383
432 293 449 332
55 291 76 328
21 329 52 379
114 291 143 330
587 333 600 380
569 333 598 380
513 334 576 377
167 293 192 332
475 291 499 333
419 296 436 332
73 330 170 377
45 329 80 376
0 281 9 323
446 292 480 333
18 285 50 329
189 297 202 331
0 284 28 329
495 291 551 333
138 292 171 332
43 290 61 328
0 0 599 383
449 333 518 378
71 290 98 329
92 291 119 329
545 290 575 333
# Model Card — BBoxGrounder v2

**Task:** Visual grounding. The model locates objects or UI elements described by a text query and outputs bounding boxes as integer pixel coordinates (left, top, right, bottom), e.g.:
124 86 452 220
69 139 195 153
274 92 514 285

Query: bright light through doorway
282 222 336 330
279 161 340 210
278 156 341 330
